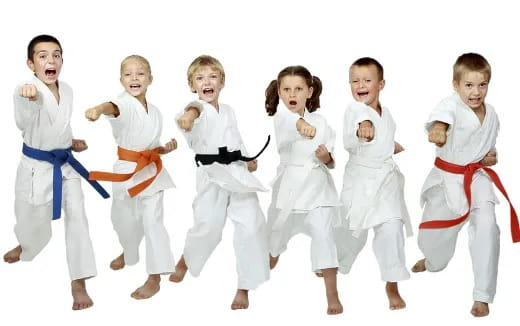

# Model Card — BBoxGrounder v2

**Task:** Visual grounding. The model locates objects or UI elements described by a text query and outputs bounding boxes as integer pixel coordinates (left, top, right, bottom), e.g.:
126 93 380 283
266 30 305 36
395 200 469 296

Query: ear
149 74 153 85
307 86 314 99
378 79 386 91
27 59 35 72
189 80 197 93
452 79 459 91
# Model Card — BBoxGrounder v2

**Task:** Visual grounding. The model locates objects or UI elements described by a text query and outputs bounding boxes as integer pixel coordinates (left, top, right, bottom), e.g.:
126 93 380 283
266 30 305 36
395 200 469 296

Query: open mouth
203 88 214 95
45 69 56 77
289 100 297 106
357 91 369 97
130 84 141 90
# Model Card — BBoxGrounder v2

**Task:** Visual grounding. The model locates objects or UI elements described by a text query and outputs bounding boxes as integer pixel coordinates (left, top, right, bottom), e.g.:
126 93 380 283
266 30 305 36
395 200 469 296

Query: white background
0 0 519 325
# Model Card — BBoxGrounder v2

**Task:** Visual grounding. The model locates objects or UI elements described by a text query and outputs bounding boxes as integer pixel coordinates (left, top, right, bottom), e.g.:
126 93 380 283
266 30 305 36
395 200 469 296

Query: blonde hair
187 55 225 84
120 55 152 75
453 53 491 83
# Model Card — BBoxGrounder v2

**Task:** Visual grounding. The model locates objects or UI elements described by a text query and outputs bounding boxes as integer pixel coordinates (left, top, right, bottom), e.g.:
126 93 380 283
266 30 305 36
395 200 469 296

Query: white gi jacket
177 99 267 193
270 108 342 230
420 93 499 214
14 76 79 205
342 101 412 236
106 92 175 199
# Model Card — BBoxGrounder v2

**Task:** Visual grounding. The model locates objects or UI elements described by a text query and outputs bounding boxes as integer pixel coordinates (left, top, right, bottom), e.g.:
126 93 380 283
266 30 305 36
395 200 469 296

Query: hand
480 151 497 166
177 107 199 132
315 144 332 164
357 120 374 141
85 107 102 121
19 84 38 101
158 138 178 154
72 139 88 152
296 118 316 139
247 159 258 172
428 122 449 147
394 141 405 154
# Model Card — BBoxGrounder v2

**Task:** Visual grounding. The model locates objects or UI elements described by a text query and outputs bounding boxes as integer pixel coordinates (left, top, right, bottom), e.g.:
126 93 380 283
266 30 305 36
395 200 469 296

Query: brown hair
453 53 491 82
27 34 62 61
265 65 322 116
187 55 225 85
120 55 152 75
350 57 384 81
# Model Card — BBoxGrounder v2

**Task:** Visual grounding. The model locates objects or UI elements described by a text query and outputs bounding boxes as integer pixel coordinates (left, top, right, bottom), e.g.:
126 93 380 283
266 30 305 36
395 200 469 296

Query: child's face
349 64 385 110
120 59 152 99
278 75 313 116
453 70 489 111
27 42 63 86
190 66 224 107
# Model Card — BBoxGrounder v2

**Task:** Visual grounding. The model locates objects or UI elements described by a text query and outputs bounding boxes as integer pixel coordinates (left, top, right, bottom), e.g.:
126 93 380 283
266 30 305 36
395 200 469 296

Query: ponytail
265 79 279 116
306 76 322 112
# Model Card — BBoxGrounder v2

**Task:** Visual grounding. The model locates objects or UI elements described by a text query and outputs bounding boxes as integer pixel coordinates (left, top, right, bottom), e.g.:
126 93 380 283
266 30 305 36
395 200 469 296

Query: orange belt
419 157 520 243
89 147 162 197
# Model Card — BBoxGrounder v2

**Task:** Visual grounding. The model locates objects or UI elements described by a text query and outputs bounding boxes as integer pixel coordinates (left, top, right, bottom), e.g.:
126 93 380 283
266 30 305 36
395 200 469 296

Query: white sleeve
13 83 43 131
175 100 207 149
343 102 374 151
425 97 456 131
105 94 131 129
324 120 336 169
273 107 304 151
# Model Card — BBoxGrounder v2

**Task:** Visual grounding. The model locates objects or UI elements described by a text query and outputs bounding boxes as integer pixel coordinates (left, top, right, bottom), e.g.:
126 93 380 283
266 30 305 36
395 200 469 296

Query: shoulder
58 80 72 93
435 94 458 110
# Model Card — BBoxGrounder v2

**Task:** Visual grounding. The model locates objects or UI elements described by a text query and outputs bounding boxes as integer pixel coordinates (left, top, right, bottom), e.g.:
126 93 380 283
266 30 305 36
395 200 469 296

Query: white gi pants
335 218 410 282
269 207 339 272
111 191 174 275
418 185 499 303
14 177 97 280
182 182 269 290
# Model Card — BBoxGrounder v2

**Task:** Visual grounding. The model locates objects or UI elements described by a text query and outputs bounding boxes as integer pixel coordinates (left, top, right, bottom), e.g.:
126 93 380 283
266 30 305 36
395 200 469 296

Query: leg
416 186 464 273
228 192 270 291
181 183 228 278
62 178 97 280
131 274 161 300
322 268 343 315
304 207 339 273
140 192 175 275
268 212 301 271
372 219 409 310
9 199 53 263
468 201 499 316
111 196 143 267
334 225 368 275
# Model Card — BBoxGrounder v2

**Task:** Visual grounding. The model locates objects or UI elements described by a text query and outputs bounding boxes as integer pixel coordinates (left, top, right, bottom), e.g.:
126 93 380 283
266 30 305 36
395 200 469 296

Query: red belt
89 146 162 197
419 157 520 243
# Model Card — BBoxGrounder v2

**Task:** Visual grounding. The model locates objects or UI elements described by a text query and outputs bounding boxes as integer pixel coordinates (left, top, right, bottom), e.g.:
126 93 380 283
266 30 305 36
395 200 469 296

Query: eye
195 76 203 81
464 83 473 88
39 54 47 60
296 87 303 91
365 79 371 83
124 73 131 77
138 72 145 76
350 80 359 84
210 74 218 79
283 87 290 92
54 53 62 59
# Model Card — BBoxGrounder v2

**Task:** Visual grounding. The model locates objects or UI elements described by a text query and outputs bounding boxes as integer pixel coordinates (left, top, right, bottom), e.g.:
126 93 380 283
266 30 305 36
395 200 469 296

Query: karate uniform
105 92 175 275
177 100 269 290
267 107 341 272
418 93 500 303
336 101 411 282
13 76 96 280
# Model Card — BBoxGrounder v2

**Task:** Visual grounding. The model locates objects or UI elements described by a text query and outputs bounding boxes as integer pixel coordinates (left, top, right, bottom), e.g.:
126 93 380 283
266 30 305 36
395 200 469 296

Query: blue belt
22 143 110 220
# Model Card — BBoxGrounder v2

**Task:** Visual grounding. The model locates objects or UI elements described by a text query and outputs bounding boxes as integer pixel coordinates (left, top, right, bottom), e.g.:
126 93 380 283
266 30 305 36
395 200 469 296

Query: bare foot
169 256 188 283
386 282 406 310
131 274 161 300
109 253 125 270
471 301 489 317
3 245 22 264
231 289 249 310
326 291 343 315
315 271 323 278
269 254 279 270
411 258 426 273
71 279 94 310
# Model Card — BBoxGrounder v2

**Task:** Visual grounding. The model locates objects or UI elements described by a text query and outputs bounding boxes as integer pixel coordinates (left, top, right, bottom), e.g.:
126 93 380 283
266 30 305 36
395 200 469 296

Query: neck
135 94 148 110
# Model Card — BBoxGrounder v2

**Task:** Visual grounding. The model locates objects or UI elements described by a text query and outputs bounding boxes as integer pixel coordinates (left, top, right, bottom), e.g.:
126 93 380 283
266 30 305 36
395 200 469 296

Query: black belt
195 135 270 166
